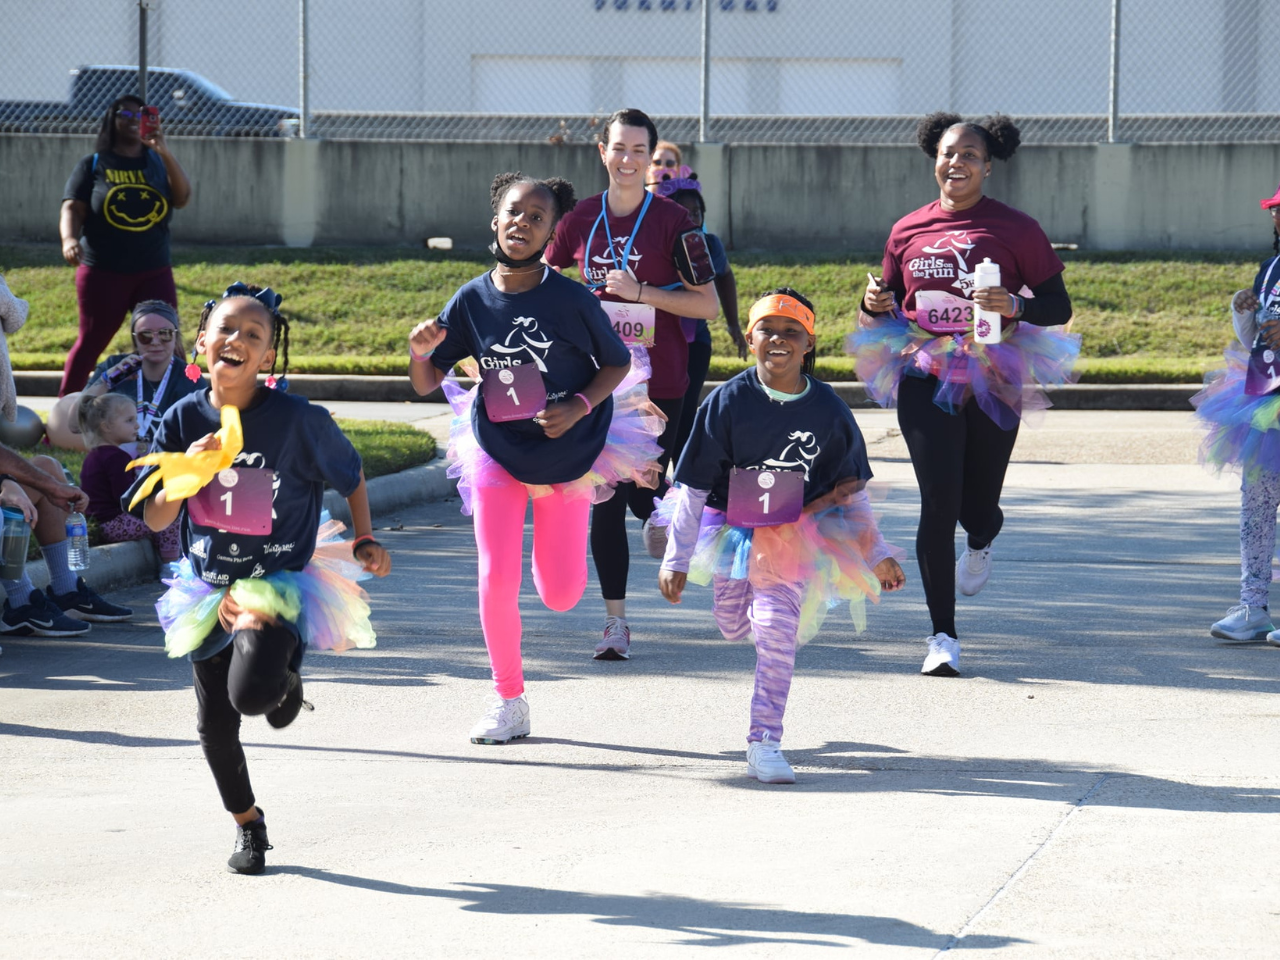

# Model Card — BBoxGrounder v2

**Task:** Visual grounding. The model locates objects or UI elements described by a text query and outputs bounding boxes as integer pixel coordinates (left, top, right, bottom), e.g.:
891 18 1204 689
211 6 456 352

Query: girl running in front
656 289 906 784
1194 182 1280 646
126 283 391 875
408 172 665 745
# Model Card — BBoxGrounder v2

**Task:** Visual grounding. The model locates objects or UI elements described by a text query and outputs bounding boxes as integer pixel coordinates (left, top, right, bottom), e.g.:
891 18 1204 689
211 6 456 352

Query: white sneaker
469 694 530 744
1267 630 1280 648
922 633 960 676
956 545 993 596
746 735 795 784
594 616 631 660
1210 604 1274 642
642 519 668 560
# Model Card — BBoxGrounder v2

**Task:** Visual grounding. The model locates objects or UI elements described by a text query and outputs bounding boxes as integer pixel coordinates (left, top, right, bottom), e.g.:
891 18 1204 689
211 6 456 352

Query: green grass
0 244 1257 382
7 417 435 486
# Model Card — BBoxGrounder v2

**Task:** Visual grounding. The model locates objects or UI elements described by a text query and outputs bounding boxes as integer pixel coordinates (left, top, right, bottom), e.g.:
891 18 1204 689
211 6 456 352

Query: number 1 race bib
913 289 973 334
601 301 656 347
1245 340 1280 396
482 362 545 422
726 468 804 528
188 468 274 535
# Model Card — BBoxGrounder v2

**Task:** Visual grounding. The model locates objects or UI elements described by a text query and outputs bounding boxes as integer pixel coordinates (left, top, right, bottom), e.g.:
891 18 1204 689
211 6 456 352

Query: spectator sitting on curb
0 273 134 646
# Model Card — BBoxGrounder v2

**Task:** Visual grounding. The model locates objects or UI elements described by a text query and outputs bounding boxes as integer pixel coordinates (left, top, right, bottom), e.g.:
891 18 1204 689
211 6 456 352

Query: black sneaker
46 577 133 622
1 592 91 637
227 809 272 875
266 670 313 729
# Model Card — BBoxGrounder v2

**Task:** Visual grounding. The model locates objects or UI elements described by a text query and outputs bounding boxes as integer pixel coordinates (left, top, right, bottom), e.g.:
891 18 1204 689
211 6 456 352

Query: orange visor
747 294 815 336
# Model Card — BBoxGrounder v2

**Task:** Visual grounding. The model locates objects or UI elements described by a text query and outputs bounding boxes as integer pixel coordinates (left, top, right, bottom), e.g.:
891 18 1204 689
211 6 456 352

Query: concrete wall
4 135 1279 253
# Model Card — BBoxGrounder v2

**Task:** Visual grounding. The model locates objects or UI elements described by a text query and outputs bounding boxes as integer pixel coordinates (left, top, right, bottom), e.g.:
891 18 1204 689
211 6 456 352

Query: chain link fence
2 1 1277 145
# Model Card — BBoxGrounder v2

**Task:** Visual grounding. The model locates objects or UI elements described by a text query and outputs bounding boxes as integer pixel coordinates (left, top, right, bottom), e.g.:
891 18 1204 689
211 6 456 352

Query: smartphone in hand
139 106 159 139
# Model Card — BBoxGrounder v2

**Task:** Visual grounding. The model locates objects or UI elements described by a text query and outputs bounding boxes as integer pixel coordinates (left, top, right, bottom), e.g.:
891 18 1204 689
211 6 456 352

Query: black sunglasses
650 158 679 168
135 329 175 344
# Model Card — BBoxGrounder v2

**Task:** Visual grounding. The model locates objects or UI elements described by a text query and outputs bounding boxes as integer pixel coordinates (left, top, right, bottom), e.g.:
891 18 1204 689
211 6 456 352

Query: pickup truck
0 65 298 137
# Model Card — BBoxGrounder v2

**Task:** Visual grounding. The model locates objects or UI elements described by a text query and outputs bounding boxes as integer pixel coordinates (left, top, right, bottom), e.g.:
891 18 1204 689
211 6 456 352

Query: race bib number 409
601 301 656 347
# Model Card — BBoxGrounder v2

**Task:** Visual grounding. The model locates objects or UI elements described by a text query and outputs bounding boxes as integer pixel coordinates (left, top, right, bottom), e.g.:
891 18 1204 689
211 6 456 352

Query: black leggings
591 395 684 601
193 623 299 814
671 339 713 469
897 374 1019 639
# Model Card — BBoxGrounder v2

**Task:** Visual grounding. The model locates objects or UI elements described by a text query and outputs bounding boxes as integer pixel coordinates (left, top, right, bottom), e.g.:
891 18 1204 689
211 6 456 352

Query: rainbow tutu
157 518 376 659
847 312 1081 429
1191 344 1280 479
652 487 905 644
442 345 666 516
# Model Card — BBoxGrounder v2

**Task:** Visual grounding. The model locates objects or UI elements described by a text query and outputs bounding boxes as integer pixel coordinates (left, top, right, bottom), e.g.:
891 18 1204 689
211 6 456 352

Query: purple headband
656 176 701 198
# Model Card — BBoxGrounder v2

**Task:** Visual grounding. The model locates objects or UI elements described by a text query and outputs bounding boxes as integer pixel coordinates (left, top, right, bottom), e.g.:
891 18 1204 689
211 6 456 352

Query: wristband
409 345 435 363
1004 294 1024 319
574 392 593 415
634 281 647 303
352 534 382 559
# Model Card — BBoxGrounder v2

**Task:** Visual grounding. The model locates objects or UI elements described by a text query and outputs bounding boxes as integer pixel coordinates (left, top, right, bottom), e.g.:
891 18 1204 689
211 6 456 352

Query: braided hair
761 286 817 378
194 283 291 384
489 172 578 226
916 111 1021 161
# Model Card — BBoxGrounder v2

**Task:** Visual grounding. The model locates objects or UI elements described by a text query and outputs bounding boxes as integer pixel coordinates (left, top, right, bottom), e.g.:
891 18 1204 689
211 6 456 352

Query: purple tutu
442 345 666 516
1191 344 1280 479
847 311 1081 430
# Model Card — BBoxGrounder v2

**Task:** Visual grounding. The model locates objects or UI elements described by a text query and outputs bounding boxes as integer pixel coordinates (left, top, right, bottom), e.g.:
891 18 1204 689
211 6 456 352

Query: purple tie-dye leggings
712 575 802 744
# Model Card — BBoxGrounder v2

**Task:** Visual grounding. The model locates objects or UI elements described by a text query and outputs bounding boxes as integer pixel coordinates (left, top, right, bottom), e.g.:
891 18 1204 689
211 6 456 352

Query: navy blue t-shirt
124 388 363 588
63 150 173 273
432 268 631 485
674 369 872 511
689 232 731 346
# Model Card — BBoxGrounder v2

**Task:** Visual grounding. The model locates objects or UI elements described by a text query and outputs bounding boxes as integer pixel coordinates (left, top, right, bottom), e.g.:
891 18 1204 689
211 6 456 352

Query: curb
14 372 1201 411
68 457 457 594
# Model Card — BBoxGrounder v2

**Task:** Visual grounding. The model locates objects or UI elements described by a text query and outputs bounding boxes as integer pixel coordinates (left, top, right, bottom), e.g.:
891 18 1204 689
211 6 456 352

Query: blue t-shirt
432 268 631 485
674 368 872 512
125 388 363 587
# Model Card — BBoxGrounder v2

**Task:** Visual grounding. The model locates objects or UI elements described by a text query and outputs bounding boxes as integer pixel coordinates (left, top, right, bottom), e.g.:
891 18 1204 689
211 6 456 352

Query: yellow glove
127 405 245 510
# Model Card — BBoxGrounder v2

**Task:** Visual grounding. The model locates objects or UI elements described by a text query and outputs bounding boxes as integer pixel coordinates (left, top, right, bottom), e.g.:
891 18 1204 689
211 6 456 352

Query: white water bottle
65 511 90 571
973 257 1003 344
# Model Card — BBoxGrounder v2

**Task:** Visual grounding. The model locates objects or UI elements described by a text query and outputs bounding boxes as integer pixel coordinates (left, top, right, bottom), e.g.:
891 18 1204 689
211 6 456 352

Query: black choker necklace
489 231 547 269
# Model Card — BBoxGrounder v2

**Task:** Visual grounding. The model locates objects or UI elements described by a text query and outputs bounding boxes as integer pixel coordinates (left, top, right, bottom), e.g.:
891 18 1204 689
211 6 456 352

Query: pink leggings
472 462 591 698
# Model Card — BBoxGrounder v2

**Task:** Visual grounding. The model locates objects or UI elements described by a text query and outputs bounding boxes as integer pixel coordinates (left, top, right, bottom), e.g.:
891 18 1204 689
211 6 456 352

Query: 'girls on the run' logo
487 315 553 372
587 234 643 284
912 231 979 294
762 430 821 481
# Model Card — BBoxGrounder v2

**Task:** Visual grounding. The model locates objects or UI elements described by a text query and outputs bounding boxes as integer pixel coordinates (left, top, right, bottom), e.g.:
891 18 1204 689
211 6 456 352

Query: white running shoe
922 633 960 676
642 519 668 560
746 735 795 784
1210 604 1274 642
1267 630 1280 648
594 616 631 660
956 545 993 596
469 694 530 744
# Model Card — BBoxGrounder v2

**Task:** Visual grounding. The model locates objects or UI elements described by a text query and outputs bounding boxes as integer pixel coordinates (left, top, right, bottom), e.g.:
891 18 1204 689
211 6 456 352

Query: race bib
188 467 274 536
481 362 545 422
726 468 804 528
1245 340 1280 396
913 289 973 334
601 300 656 347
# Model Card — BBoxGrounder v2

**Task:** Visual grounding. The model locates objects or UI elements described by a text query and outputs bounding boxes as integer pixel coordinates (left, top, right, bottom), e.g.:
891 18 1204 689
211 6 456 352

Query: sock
1 572 33 607
40 542 77 595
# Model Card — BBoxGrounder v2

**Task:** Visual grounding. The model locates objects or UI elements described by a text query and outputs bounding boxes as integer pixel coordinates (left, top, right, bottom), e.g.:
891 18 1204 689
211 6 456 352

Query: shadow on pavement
267 869 1028 951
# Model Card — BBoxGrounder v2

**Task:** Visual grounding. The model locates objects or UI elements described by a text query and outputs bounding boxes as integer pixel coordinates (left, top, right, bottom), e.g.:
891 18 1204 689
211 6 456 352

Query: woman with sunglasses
58 94 192 397
80 300 205 448
646 140 683 192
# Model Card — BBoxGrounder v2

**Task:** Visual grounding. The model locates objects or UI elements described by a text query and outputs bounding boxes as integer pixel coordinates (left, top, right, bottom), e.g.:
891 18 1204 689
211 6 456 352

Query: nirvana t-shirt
881 197 1063 334
88 354 206 445
63 149 174 273
675 369 872 511
431 269 631 486
545 191 698 399
124 388 363 589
